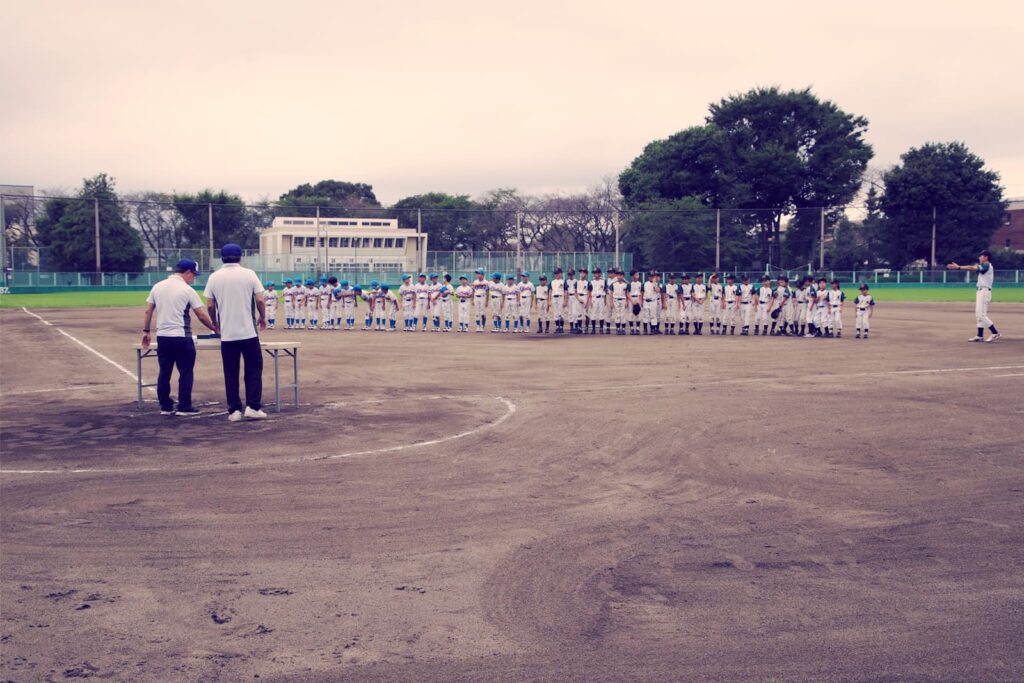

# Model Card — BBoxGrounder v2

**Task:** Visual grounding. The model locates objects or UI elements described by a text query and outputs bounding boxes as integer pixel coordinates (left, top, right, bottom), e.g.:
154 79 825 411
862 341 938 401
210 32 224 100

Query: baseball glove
632 303 642 316
770 308 781 320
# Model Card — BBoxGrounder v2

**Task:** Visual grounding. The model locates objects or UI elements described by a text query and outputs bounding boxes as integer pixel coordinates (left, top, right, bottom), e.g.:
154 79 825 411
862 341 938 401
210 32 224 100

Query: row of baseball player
263 268 877 339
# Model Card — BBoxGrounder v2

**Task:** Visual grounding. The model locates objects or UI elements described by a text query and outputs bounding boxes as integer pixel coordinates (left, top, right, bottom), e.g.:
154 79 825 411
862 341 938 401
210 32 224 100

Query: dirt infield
2 303 1023 682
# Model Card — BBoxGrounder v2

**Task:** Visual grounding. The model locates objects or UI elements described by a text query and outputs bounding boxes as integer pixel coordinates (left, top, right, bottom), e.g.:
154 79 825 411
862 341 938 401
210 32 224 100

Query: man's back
204 264 263 341
148 275 203 337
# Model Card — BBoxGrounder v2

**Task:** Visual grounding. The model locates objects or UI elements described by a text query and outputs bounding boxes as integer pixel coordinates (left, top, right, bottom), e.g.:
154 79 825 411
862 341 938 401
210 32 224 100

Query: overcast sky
2 0 1022 204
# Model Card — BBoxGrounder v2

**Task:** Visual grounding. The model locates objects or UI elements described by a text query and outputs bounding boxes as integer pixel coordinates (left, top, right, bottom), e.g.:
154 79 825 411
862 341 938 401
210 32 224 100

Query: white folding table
134 340 300 412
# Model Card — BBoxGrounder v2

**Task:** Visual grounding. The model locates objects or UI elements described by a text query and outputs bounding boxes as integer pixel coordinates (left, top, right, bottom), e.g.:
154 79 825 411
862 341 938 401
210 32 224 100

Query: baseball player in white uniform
264 282 278 329
488 272 505 332
690 274 707 335
517 272 535 332
472 268 490 332
281 279 295 329
770 277 791 336
398 274 416 331
336 280 357 330
641 272 661 335
565 269 581 334
708 273 724 334
752 276 772 336
663 274 679 335
801 278 818 337
739 275 754 335
854 284 875 339
627 270 643 335
679 274 693 334
722 274 740 335
413 274 430 331
455 276 473 332
502 275 520 332
318 277 332 329
550 268 567 334
811 278 830 337
948 250 1001 343
609 270 628 335
427 273 442 331
586 268 607 335
826 279 845 337
533 275 550 333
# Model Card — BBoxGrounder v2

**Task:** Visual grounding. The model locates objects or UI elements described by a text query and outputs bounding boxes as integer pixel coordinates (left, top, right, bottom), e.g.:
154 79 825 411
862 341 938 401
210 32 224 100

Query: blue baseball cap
220 243 242 259
175 259 199 275
417 273 426 279
492 272 502 279
402 274 411 281
340 279 349 287
264 281 274 287
459 275 468 280
381 284 390 291
319 276 328 283
370 280 379 287
284 278 293 284
429 272 438 279
475 267 485 275
520 271 530 277
333 287 342 295
305 279 315 286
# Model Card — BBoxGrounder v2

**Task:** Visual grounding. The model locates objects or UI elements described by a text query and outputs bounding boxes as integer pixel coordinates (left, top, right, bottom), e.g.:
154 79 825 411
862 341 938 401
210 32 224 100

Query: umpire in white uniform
204 244 269 421
141 259 218 415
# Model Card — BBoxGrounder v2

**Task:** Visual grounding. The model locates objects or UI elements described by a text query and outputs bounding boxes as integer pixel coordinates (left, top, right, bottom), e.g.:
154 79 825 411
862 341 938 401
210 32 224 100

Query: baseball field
1 302 1022 681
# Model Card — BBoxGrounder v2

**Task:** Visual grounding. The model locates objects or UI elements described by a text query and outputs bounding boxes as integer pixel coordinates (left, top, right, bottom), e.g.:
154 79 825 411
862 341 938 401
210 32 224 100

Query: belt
713 297 720 300
978 287 991 291
553 294 563 297
614 297 626 300
644 298 655 302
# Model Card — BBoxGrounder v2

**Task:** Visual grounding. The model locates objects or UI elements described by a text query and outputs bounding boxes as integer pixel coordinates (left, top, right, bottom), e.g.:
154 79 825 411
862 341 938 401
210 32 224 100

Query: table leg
274 349 281 413
137 349 143 409
293 348 299 409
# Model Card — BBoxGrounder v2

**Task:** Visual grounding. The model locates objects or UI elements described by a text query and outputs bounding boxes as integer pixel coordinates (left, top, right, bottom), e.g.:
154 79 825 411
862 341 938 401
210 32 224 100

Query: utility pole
515 210 522 273
207 203 214 270
715 208 721 271
0 195 7 286
94 198 102 274
614 210 621 270
931 206 937 269
316 205 322 277
818 206 825 271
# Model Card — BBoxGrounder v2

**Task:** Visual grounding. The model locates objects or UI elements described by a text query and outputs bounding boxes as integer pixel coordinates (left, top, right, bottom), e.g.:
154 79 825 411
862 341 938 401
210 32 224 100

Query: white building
257 216 427 273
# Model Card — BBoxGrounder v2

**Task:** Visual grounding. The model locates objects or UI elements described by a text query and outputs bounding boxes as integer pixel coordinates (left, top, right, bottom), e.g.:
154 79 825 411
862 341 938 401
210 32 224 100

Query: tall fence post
207 203 214 271
818 206 825 272
94 198 102 275
614 210 621 270
316 205 322 277
0 195 6 286
715 208 721 271
515 211 522 274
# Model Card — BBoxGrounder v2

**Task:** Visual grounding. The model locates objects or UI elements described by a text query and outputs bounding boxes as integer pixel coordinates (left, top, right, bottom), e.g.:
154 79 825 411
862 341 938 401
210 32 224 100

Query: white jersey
399 283 416 304
282 285 295 306
642 281 660 301
680 283 693 302
590 278 607 299
611 280 628 300
264 289 278 309
518 281 535 306
855 294 875 310
709 282 723 302
304 287 319 306
504 284 519 302
977 262 994 289
319 285 331 307
828 289 845 307
455 284 473 302
428 282 442 303
756 285 773 305
815 287 829 307
723 283 739 303
627 280 643 301
739 283 754 304
664 283 678 302
489 282 505 300
550 278 566 297
414 282 430 301
691 283 707 301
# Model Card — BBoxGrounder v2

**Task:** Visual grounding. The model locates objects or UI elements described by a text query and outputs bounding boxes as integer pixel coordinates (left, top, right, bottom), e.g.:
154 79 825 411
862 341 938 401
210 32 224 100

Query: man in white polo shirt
141 259 218 416
204 244 268 421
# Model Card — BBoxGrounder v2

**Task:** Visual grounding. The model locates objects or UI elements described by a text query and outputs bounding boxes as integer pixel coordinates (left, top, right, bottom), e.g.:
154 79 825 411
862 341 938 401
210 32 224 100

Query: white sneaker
244 407 268 420
968 336 984 342
160 409 176 416
985 333 1001 343
228 410 243 422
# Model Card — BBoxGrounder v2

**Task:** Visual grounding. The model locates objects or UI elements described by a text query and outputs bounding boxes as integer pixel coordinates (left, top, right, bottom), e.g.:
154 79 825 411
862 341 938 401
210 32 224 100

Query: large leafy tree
172 190 257 250
619 87 873 266
278 180 381 217
392 192 476 250
36 174 146 271
878 142 1005 268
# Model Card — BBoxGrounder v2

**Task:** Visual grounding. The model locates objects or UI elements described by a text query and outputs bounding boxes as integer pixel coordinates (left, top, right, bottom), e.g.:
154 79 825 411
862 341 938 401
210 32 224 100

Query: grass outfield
2 287 1023 309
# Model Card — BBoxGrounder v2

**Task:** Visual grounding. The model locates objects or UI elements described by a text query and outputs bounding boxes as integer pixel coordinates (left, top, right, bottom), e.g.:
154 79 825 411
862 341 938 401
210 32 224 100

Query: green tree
878 142 1005 268
278 180 381 216
619 87 873 266
392 192 476 250
35 174 146 271
172 190 257 251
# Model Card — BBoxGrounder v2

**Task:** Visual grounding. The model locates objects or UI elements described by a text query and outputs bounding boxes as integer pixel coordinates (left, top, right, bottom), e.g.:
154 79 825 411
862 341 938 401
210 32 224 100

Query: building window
319 237 325 247
293 236 304 247
361 238 372 248
305 237 316 247
395 238 405 248
373 238 383 248
339 238 350 248
328 238 339 248
384 238 394 248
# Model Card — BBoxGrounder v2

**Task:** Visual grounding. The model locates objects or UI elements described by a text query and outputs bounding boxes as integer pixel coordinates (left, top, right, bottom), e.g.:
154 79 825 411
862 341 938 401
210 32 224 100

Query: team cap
220 243 242 259
175 259 199 275
340 279 349 287
459 275 468 280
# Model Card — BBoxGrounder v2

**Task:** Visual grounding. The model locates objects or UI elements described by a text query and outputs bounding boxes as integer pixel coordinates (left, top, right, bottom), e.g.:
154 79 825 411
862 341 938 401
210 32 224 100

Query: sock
978 327 984 337
990 325 998 334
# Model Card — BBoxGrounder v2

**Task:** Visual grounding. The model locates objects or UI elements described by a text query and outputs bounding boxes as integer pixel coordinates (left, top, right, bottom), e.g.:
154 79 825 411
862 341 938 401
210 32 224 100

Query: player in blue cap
304 278 319 329
472 268 490 332
399 274 416 331
264 282 278 329
380 284 399 330
427 273 442 331
335 279 356 330
489 272 504 332
414 273 430 331
455 275 472 332
317 276 332 329
503 274 521 333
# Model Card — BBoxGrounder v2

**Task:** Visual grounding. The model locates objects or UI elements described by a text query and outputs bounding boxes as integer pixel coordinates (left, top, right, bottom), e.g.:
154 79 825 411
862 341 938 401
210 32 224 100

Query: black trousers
220 337 263 413
156 336 196 411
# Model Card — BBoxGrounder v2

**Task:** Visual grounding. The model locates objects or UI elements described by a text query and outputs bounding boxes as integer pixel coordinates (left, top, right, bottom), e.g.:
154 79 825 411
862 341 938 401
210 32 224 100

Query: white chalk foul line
0 396 517 477
22 307 139 382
